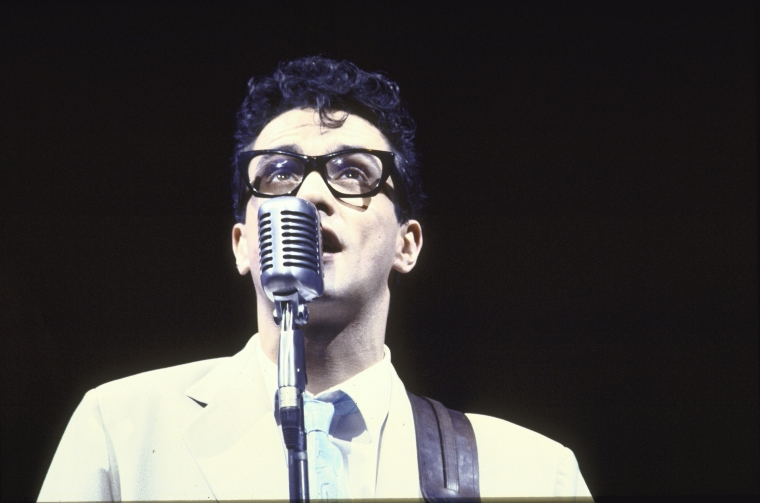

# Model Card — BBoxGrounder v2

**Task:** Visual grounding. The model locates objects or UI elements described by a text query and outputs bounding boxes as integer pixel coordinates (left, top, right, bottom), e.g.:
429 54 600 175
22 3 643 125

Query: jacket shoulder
466 412 564 453
92 336 259 420
466 413 588 497
94 356 229 400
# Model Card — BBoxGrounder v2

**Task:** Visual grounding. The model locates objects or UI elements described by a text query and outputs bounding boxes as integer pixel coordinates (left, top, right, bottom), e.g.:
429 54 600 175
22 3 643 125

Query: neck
257 290 389 394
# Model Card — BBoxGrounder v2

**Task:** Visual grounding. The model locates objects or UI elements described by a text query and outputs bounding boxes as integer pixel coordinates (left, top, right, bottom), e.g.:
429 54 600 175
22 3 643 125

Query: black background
1 1 757 500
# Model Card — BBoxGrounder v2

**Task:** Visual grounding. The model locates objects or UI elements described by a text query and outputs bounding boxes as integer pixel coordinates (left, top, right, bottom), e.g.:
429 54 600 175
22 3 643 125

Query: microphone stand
258 195 324 503
274 296 310 503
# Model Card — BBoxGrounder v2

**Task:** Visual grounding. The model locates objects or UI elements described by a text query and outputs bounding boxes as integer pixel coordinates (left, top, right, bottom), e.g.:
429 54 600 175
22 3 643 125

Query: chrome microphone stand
273 296 310 503
257 196 324 503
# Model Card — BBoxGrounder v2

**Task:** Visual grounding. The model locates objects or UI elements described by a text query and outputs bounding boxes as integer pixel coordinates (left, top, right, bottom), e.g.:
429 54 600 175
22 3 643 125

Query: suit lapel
375 366 422 499
182 335 421 500
183 335 289 501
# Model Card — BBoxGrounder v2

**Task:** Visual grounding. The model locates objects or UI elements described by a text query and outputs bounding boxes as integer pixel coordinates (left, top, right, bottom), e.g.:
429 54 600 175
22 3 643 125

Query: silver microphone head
258 197 324 303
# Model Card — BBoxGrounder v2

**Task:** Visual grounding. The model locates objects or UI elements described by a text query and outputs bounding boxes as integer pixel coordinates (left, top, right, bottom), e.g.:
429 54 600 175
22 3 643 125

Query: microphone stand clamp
272 294 309 328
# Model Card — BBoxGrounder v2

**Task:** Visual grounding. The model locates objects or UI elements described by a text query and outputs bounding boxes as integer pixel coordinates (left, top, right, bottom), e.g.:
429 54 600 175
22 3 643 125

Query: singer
39 57 593 501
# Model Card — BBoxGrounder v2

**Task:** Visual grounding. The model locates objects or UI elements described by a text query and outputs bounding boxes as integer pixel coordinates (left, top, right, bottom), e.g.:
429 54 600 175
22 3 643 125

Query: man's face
232 108 422 326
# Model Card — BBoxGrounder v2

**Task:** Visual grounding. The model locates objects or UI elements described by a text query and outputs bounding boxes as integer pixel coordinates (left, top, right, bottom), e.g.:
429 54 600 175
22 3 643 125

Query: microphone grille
258 212 274 273
257 197 324 302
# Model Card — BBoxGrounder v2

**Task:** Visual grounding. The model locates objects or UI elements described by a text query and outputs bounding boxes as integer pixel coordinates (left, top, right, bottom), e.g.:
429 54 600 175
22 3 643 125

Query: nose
296 171 335 217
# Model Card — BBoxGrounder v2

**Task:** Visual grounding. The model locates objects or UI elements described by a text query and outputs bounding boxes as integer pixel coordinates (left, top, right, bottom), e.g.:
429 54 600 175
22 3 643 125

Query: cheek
249 231 263 274
247 230 266 297
246 200 263 267
361 217 399 265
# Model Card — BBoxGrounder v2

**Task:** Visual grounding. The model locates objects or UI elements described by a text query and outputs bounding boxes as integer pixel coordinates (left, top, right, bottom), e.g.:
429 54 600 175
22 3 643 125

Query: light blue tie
303 393 353 500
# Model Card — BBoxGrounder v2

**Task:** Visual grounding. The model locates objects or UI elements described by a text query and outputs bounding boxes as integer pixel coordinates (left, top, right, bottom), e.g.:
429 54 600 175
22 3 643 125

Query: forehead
252 108 391 154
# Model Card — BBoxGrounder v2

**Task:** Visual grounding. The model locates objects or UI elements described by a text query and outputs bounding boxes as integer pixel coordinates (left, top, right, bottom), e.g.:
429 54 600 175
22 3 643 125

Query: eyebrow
267 144 303 154
265 144 375 156
329 144 369 153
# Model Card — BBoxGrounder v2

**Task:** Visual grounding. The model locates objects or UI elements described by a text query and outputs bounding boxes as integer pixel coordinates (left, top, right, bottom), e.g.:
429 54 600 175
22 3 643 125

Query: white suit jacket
39 334 593 501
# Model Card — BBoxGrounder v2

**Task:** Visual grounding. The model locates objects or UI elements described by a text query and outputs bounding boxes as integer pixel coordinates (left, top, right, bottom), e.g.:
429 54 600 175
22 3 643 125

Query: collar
181 333 418 500
256 335 392 444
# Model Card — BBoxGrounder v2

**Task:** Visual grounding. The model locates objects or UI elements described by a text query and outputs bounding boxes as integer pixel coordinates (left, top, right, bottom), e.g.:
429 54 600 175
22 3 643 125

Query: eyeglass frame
236 148 396 200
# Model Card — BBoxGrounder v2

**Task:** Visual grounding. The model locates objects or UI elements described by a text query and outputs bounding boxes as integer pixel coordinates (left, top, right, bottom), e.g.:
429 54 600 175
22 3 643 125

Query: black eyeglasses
237 148 395 199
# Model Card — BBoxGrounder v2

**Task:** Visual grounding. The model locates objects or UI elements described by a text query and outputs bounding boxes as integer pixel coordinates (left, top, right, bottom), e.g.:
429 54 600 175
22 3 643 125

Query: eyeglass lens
249 152 384 196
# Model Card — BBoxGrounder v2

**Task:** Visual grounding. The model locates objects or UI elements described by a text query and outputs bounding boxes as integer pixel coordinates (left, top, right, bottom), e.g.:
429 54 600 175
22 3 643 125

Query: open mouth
321 229 342 255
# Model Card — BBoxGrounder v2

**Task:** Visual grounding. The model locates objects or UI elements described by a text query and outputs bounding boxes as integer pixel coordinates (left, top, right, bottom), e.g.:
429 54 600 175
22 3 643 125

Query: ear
392 219 423 274
232 223 251 275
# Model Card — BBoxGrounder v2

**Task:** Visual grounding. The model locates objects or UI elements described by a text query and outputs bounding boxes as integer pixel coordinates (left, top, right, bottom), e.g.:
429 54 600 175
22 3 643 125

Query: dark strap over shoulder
407 392 480 502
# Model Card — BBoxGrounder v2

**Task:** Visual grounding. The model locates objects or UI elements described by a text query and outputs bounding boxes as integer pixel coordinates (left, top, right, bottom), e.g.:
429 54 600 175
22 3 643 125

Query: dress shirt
256 338 392 499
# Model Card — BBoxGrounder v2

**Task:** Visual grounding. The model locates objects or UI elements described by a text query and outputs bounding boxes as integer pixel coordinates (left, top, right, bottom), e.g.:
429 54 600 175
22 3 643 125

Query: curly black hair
232 56 424 223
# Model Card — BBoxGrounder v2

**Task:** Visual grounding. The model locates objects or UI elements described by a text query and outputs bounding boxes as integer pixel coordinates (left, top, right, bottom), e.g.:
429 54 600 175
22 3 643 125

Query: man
39 56 593 501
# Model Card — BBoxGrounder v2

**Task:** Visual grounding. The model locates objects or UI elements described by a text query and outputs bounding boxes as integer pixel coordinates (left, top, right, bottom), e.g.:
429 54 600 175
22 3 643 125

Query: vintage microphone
258 196 324 503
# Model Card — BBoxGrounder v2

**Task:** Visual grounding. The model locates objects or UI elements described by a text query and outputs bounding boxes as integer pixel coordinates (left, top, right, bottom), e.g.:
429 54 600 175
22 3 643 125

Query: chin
307 289 345 313
306 288 354 315
302 300 349 333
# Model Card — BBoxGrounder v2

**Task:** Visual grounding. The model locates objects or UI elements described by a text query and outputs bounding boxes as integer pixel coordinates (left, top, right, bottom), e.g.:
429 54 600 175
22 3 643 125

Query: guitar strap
407 392 481 502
